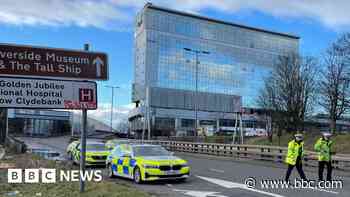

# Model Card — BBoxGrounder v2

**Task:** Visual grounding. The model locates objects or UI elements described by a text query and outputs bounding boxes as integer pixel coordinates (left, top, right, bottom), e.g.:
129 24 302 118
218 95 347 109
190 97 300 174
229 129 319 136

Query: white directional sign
0 77 97 109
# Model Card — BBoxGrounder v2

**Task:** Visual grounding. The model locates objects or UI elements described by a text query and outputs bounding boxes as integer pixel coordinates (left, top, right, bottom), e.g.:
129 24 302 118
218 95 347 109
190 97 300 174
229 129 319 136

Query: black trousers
319 161 332 181
285 157 307 181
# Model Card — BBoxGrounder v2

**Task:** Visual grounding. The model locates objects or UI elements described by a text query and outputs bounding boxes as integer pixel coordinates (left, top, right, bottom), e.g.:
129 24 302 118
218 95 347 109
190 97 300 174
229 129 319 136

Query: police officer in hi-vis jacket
314 132 334 181
285 133 307 181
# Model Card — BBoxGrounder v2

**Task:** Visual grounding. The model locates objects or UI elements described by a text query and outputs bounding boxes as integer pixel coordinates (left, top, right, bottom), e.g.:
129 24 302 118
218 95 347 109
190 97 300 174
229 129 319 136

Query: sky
0 0 349 127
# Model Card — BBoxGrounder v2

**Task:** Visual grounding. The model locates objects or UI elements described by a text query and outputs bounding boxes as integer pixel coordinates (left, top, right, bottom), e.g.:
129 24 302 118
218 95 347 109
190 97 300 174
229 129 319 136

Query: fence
135 140 350 171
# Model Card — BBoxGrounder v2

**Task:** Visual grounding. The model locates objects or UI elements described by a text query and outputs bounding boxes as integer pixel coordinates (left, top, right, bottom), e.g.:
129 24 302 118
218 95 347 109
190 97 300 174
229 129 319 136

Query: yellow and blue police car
105 139 130 151
106 144 190 183
67 140 109 166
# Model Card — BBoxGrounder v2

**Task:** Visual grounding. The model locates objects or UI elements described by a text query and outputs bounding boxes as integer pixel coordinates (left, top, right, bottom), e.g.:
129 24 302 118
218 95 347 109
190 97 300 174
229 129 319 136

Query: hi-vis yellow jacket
285 140 304 165
314 138 333 162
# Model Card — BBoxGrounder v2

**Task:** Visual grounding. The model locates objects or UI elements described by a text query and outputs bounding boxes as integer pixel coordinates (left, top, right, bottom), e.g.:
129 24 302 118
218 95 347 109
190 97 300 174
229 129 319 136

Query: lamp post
183 48 210 136
105 85 120 133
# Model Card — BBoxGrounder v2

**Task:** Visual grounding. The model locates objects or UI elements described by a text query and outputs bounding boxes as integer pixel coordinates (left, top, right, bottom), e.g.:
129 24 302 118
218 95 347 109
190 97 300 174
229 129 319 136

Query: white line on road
209 168 225 173
197 176 285 197
0 146 5 160
311 187 339 195
174 189 228 197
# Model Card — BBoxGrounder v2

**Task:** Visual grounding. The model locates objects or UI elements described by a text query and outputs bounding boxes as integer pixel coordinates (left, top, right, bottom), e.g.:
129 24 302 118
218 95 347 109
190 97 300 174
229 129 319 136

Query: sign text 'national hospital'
0 44 108 80
0 77 97 109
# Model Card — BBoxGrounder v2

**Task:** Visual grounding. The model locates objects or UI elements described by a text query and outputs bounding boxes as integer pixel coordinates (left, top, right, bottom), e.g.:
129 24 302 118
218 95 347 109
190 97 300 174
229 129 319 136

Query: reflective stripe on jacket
285 140 304 165
314 138 333 162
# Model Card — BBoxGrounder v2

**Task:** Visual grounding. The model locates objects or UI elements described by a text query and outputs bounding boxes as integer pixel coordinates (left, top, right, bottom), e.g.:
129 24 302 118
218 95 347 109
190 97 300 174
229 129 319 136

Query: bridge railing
132 140 350 171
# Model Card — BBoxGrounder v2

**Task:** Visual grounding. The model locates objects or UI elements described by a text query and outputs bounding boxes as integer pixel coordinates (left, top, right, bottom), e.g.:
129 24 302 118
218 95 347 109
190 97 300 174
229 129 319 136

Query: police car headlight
143 164 159 169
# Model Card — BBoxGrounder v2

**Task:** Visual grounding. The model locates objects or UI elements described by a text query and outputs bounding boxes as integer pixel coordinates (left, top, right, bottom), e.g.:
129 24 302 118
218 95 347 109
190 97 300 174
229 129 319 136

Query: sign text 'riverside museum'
0 44 108 80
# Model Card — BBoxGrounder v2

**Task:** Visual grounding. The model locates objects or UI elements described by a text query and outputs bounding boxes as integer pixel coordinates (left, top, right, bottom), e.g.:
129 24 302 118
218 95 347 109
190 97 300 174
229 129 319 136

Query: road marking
166 184 173 187
311 187 339 195
174 189 228 197
197 176 285 197
209 168 225 173
0 146 5 160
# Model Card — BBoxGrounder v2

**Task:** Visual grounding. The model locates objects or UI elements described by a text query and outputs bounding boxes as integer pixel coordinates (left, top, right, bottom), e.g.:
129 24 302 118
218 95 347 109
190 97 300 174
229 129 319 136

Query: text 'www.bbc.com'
244 177 343 190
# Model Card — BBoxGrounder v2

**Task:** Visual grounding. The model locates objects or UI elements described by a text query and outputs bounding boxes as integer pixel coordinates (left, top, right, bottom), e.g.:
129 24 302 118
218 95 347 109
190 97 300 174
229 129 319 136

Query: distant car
106 144 190 183
105 139 130 151
66 140 109 166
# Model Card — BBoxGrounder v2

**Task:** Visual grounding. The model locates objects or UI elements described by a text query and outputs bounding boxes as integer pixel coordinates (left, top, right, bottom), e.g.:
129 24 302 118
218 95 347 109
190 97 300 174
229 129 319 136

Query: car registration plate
165 170 180 175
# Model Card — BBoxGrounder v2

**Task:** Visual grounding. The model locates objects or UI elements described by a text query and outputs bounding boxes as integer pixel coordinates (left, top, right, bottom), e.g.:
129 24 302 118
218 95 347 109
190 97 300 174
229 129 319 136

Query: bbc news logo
8 169 102 183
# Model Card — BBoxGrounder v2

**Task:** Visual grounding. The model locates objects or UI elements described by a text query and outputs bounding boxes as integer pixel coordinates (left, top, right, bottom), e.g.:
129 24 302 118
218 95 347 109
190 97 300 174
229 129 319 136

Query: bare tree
258 53 318 133
319 34 350 133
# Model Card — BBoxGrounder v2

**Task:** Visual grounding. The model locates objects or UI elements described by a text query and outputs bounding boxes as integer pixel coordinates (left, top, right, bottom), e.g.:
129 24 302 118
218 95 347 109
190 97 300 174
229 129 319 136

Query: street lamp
105 85 120 133
183 48 210 136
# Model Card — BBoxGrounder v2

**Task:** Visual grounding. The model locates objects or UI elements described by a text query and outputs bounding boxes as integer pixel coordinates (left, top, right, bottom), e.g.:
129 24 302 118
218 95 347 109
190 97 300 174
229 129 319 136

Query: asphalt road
109 152 350 197
16 136 350 197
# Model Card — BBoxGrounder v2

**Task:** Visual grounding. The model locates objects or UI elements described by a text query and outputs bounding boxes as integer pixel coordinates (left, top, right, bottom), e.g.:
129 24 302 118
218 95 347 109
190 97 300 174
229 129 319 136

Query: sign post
80 44 89 193
0 43 107 193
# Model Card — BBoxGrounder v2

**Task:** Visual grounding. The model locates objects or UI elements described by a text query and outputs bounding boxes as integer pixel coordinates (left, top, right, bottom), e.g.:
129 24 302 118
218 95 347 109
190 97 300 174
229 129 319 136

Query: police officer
285 133 307 181
314 132 334 181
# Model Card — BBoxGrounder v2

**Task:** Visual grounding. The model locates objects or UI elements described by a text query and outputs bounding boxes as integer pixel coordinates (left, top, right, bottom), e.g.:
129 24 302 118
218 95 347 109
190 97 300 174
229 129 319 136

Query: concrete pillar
175 118 180 131
216 119 220 133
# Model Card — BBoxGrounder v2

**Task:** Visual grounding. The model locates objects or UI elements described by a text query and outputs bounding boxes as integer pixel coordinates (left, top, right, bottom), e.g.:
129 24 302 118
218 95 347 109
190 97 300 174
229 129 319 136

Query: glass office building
8 109 71 137
129 3 299 137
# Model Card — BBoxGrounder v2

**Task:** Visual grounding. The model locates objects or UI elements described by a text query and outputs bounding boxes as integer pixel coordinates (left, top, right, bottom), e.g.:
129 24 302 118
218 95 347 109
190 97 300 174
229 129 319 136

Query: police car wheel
134 167 142 184
109 164 116 178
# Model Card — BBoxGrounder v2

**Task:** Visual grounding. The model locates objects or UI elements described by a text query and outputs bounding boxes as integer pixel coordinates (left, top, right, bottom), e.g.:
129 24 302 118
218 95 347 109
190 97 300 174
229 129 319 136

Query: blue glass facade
134 5 299 108
130 4 299 136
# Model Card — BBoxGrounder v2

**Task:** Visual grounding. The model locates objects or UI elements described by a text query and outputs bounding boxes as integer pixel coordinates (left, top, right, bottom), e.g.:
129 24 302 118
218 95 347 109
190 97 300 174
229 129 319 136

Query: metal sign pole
80 44 89 193
5 109 8 141
240 113 244 144
232 113 238 144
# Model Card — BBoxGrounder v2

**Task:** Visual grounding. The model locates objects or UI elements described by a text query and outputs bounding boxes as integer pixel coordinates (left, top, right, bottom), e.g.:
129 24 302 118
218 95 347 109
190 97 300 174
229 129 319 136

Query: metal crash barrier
132 140 350 171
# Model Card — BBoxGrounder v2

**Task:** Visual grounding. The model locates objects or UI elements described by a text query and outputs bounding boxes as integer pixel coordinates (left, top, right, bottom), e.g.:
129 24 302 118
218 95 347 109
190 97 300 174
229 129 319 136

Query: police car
106 144 190 183
105 139 130 151
66 140 109 166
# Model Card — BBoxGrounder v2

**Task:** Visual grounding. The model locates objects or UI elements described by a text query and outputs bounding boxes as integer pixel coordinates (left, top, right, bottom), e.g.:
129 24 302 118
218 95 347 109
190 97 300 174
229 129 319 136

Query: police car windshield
86 144 107 151
133 146 170 157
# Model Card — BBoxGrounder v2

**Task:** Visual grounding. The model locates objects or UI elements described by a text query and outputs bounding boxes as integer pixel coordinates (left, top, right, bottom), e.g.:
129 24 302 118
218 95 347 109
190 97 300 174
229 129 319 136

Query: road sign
0 76 97 109
0 43 108 80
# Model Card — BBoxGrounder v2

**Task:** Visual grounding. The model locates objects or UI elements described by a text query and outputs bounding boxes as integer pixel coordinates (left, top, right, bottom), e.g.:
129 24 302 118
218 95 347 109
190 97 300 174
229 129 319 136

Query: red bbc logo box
79 89 94 102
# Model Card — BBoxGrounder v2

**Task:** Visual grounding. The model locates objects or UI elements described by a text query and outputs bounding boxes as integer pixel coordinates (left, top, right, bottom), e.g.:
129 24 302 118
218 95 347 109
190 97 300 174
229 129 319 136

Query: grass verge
0 152 151 197
245 133 350 154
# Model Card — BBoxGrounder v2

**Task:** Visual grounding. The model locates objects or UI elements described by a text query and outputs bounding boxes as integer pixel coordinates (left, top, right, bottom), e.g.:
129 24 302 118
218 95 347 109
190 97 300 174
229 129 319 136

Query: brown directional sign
0 43 108 80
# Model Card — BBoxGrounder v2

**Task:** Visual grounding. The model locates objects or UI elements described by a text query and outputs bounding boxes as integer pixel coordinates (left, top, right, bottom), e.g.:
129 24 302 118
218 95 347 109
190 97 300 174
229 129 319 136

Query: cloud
140 0 350 30
1 0 349 31
85 103 135 127
0 0 130 29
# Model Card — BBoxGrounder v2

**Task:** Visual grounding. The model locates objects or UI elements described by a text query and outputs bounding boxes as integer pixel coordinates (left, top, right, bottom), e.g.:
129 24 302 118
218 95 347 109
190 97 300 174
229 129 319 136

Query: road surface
16 136 350 197
109 153 350 197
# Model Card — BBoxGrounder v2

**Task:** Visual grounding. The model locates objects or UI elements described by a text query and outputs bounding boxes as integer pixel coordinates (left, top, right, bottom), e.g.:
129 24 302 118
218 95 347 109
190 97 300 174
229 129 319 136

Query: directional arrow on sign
93 56 104 67
196 176 285 197
93 56 104 77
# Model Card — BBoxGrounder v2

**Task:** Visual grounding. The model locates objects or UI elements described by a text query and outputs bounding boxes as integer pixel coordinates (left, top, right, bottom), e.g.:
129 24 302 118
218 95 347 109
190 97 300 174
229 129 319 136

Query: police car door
121 147 132 178
111 147 123 176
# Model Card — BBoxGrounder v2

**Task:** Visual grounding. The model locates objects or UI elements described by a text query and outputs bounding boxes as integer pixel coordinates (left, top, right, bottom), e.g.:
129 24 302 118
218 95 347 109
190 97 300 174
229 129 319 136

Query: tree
258 53 318 133
319 34 350 133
